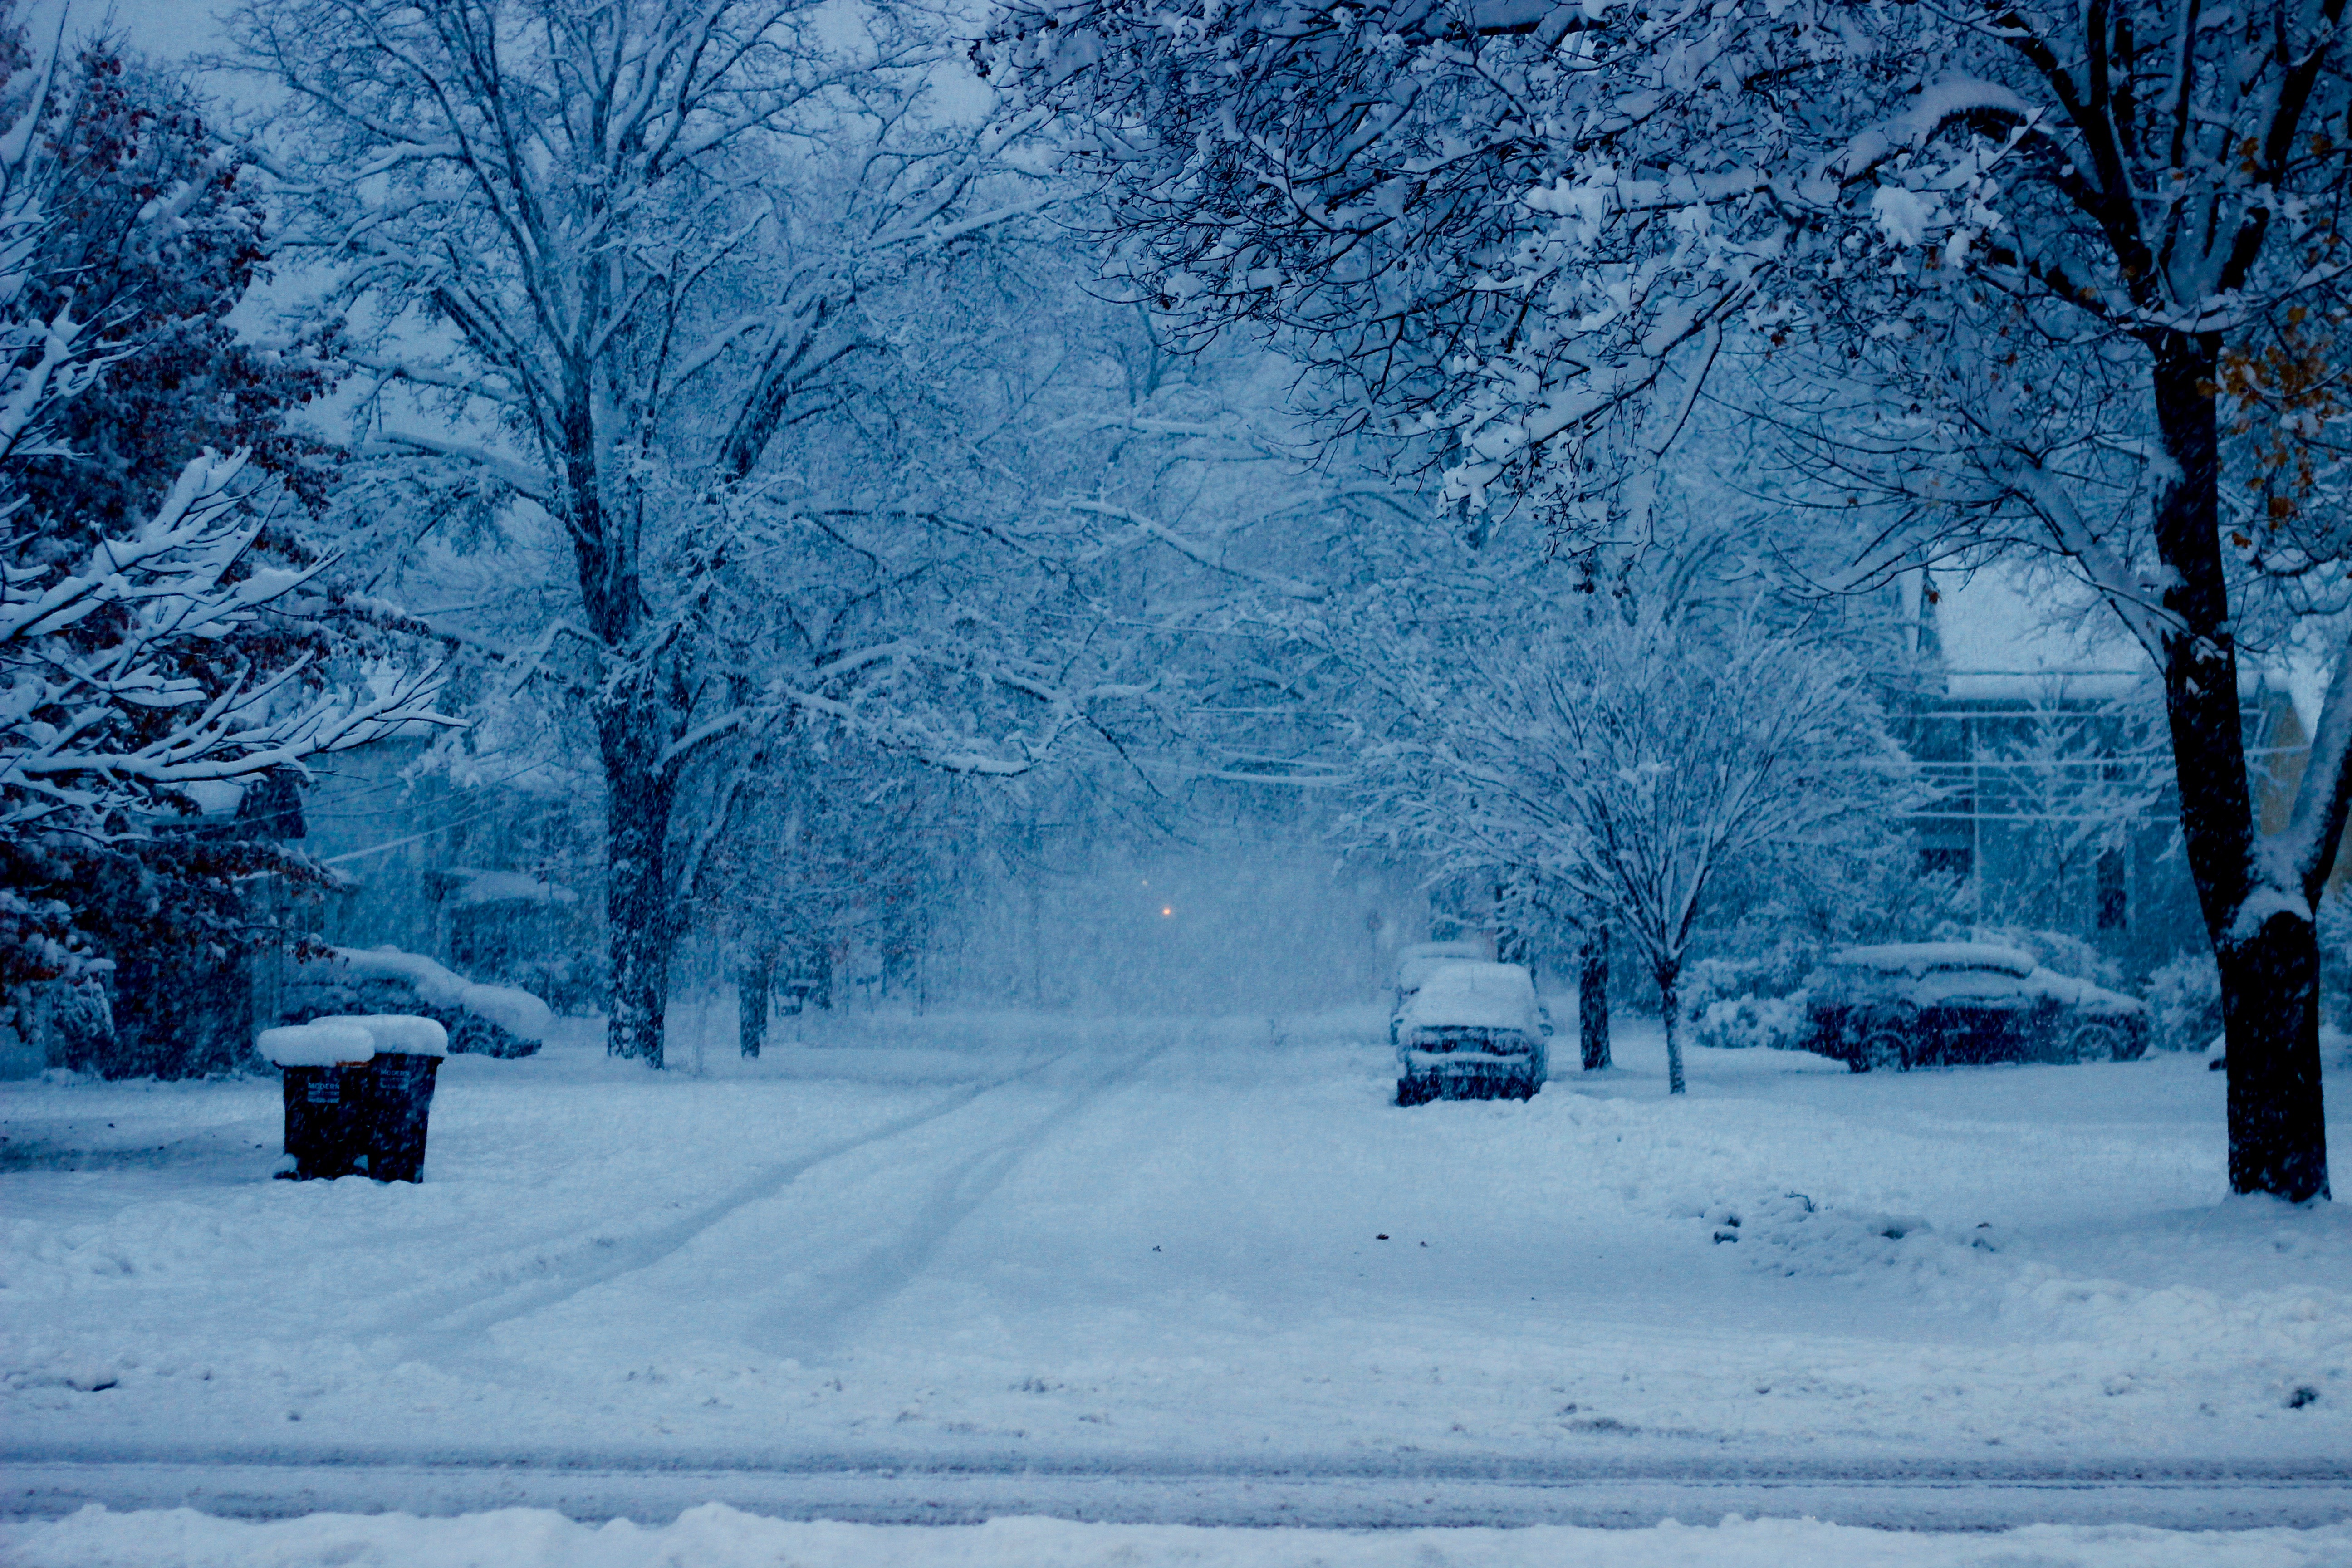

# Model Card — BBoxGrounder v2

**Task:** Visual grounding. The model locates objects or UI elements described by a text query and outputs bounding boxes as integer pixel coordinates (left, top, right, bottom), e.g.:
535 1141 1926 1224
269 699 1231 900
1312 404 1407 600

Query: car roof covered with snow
1392 941 1491 995
1828 942 2038 977
1399 961 1541 1032
1821 944 2144 1014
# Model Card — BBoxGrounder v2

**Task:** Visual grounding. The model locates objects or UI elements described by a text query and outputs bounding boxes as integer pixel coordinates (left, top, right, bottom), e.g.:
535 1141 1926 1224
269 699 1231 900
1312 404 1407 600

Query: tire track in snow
752 1030 1171 1363
0 1113 279 1174
382 1047 1090 1349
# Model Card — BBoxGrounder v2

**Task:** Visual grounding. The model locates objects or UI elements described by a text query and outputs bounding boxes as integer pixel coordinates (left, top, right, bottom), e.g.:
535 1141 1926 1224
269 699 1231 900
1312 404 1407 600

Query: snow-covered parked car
1387 940 1491 1045
282 946 554 1059
1395 960 1551 1103
1803 943 2148 1072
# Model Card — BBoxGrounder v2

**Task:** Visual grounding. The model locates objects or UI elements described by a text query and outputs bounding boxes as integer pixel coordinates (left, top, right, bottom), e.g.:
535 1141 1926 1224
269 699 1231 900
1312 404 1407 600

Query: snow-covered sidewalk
5 1502 2349 1566
3 1008 2348 1528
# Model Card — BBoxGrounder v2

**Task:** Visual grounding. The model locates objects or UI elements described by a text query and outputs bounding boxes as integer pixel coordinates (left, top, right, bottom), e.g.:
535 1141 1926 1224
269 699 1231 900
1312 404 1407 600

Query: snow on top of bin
1827 942 2037 978
329 946 554 1042
1399 961 1540 1032
309 1014 449 1058
257 1023 375 1067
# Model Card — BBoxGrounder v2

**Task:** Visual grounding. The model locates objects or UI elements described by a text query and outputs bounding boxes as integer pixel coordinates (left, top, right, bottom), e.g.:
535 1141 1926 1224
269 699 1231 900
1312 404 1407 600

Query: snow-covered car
1803 943 2149 1072
1395 960 1550 1103
1387 940 1491 1046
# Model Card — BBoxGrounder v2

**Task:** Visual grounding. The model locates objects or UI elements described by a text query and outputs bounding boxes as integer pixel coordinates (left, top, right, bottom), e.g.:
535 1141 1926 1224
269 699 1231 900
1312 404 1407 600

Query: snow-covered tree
0 24 445 1042
2 456 442 833
1354 608 1907 1093
995 0 2352 1197
235 0 1107 1065
20 38 337 537
688 720 975 1051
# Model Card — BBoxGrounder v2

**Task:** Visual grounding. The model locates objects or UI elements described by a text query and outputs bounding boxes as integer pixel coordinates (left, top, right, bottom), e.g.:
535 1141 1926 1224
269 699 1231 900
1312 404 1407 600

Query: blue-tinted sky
28 1 221 58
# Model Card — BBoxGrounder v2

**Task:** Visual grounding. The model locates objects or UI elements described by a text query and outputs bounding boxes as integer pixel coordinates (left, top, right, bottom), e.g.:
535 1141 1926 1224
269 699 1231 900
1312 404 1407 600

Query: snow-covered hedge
284 947 549 1058
2144 951 2223 1053
1689 994 1810 1052
1681 942 1823 1050
330 948 551 1041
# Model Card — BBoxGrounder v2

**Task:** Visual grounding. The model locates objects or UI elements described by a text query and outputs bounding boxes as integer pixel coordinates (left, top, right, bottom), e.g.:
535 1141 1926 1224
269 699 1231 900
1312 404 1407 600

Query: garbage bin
257 1023 376 1179
313 1014 448 1183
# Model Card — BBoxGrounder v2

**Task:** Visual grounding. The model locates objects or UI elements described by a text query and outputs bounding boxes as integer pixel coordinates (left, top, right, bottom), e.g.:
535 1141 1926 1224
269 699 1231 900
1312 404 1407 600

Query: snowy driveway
4 1008 2350 1526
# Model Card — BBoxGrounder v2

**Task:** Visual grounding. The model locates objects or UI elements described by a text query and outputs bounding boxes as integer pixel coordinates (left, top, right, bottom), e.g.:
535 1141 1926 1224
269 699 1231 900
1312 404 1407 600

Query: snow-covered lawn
3 1007 2347 1537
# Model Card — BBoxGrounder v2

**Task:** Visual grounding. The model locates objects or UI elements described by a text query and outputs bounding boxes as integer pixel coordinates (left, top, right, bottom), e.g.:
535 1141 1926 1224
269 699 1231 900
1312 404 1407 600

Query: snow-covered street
5 1009 2348 1535
10 0 2352 1559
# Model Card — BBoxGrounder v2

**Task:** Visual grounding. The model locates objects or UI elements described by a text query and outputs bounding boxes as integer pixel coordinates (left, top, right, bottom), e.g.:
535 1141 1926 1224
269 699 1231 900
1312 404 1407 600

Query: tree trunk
1659 961 1685 1095
2219 907 2332 1199
2149 331 2330 1200
601 707 676 1068
1579 925 1611 1070
737 948 774 1058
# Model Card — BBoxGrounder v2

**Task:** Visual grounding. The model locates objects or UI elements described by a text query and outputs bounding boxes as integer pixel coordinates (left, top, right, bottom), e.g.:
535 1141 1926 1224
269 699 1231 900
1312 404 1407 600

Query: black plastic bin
260 1016 447 1182
363 1053 441 1182
279 1063 371 1179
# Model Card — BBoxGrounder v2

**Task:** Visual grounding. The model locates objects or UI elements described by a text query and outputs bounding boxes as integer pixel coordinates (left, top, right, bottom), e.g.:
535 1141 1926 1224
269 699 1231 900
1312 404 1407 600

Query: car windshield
1393 944 1489 994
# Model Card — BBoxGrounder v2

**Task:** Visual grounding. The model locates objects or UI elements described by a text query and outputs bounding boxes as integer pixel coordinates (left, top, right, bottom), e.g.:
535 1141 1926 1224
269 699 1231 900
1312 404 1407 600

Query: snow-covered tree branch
1352 607 1908 1093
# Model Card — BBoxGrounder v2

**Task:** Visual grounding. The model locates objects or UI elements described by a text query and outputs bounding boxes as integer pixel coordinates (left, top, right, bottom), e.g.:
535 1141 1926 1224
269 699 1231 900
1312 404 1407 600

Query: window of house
1921 845 1973 879
2096 848 2128 930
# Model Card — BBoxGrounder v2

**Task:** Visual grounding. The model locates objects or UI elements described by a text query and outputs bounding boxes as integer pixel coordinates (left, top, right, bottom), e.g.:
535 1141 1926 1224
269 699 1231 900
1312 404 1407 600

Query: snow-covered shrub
1690 994 1810 1052
2319 891 2352 1029
2144 950 2223 1053
1680 932 1824 1050
283 947 548 1058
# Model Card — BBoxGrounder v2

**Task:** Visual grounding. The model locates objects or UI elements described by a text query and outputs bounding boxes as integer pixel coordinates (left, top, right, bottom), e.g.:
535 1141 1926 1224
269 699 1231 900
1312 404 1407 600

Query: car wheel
1858 1032 1908 1073
2067 1021 2132 1063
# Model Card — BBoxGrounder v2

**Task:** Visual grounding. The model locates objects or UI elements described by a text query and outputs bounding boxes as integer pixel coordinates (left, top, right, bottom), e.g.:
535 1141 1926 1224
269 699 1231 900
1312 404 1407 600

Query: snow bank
330 948 552 1042
3 1506 2345 1568
253 1024 374 1068
308 1014 449 1059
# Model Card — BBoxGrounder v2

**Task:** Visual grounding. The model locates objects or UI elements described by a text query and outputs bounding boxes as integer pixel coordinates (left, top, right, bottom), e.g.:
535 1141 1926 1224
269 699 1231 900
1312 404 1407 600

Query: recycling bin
308 1020 444 1175
257 1023 376 1179
314 1014 449 1182
259 1015 450 1181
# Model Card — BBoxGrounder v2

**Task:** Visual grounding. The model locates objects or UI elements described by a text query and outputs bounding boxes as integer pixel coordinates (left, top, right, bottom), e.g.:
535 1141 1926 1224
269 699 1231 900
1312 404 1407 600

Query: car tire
2067 1021 2134 1063
1857 1031 1908 1073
